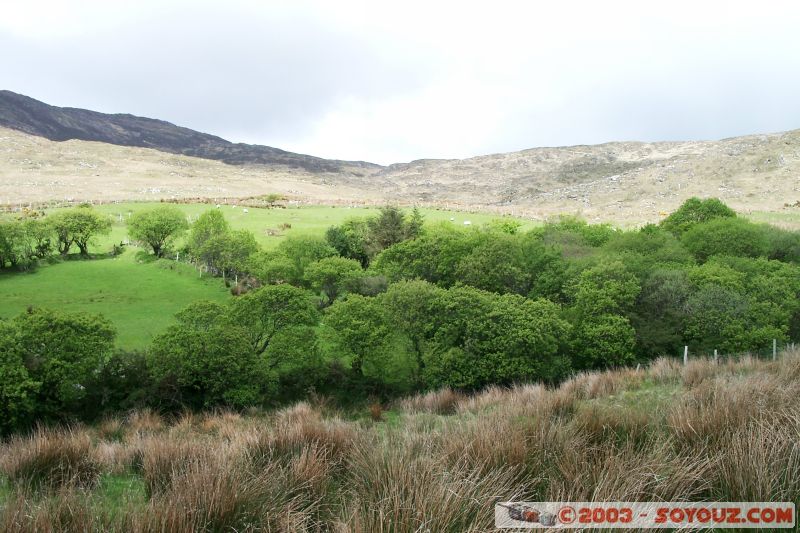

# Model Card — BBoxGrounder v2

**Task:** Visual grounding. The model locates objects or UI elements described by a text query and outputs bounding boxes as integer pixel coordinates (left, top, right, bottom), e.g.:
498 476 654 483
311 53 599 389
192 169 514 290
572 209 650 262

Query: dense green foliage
148 301 268 410
3 197 800 434
660 197 737 236
303 256 363 304
49 206 112 256
186 209 260 280
0 308 116 430
0 215 52 269
127 205 189 257
419 286 571 389
1 206 114 269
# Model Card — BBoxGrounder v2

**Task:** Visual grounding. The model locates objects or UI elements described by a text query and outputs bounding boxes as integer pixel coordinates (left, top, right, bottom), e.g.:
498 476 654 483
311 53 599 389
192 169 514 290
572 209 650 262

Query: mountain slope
1 90 799 225
374 130 800 223
0 90 380 173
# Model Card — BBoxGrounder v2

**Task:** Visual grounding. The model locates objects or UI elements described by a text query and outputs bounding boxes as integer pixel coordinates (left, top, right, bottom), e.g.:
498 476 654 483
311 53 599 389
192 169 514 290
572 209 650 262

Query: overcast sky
3 1 800 164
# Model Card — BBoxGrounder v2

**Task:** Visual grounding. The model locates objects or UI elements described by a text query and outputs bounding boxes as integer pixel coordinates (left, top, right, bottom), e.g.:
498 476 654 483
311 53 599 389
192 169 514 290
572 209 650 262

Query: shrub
682 217 770 262
660 197 737 236
0 323 39 435
3 307 116 420
423 287 572 390
148 305 269 410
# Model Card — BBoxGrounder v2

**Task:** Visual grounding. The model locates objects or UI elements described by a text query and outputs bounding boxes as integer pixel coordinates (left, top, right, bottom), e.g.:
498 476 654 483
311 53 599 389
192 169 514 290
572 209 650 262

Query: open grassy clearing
1 351 798 531
60 202 538 250
749 209 800 230
0 251 230 349
1 204 529 348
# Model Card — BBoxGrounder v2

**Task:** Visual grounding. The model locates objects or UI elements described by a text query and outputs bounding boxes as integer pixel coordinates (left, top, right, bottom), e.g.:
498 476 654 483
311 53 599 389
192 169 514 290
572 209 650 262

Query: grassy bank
0 251 230 349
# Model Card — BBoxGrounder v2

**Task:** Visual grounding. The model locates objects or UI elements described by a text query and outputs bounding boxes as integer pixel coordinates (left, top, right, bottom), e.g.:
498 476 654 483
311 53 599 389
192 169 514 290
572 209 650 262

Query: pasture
77 202 537 250
0 203 531 348
0 251 230 349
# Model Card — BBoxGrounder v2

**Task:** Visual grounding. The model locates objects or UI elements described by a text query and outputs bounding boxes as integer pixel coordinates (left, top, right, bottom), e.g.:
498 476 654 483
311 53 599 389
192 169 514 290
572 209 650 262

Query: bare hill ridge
0 90 379 174
376 130 800 221
1 90 798 224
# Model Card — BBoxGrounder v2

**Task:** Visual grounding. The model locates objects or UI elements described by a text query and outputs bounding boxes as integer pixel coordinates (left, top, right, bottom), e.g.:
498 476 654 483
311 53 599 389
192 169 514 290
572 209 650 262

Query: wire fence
679 339 795 365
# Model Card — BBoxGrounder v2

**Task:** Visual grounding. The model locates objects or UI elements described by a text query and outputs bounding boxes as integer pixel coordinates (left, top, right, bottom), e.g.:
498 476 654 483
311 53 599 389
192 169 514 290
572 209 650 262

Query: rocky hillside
375 130 800 223
1 90 798 225
0 91 379 174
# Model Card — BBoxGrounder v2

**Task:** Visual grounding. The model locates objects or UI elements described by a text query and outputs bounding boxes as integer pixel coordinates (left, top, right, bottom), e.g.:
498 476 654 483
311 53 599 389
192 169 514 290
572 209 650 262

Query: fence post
773 339 777 361
683 345 688 366
713 349 718 365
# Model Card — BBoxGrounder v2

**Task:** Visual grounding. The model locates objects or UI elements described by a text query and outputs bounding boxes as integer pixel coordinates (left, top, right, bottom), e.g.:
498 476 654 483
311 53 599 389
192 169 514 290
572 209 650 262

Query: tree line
0 205 119 268
2 198 800 433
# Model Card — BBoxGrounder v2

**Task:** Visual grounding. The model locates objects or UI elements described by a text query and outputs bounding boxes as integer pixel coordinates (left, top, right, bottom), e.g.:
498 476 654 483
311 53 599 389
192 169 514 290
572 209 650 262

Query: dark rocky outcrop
0 90 380 173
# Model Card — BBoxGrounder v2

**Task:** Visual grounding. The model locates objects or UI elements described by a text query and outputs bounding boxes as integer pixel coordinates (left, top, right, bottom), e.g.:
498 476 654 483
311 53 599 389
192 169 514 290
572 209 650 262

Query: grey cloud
2 7 439 149
2 3 800 164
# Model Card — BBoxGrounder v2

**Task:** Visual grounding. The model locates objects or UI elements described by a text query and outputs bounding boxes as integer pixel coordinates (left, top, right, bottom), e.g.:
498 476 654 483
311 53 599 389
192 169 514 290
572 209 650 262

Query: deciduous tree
48 207 112 256
127 206 189 257
230 285 319 355
304 256 363 304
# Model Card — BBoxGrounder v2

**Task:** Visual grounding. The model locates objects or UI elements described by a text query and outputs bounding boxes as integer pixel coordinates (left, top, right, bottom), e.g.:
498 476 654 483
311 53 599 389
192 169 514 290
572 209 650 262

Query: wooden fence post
713 349 718 365
683 345 688 366
773 339 777 361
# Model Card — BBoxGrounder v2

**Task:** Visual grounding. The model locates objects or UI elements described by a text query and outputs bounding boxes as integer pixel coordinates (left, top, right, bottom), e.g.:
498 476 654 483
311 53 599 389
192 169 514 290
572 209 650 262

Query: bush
149 324 268 410
80 349 151 420
2 307 116 421
571 314 637 370
660 197 737 236
0 323 39 435
423 287 572 390
682 217 770 262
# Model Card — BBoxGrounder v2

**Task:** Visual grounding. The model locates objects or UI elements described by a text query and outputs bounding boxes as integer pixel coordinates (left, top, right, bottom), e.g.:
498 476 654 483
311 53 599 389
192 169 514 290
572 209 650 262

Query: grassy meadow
1 351 798 531
79 202 537 250
1 203 529 349
0 251 231 349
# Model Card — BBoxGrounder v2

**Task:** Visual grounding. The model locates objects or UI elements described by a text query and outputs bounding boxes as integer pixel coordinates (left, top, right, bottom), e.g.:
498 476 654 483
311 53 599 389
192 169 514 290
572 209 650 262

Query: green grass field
81 203 538 250
1 203 532 349
0 251 231 349
749 210 800 230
